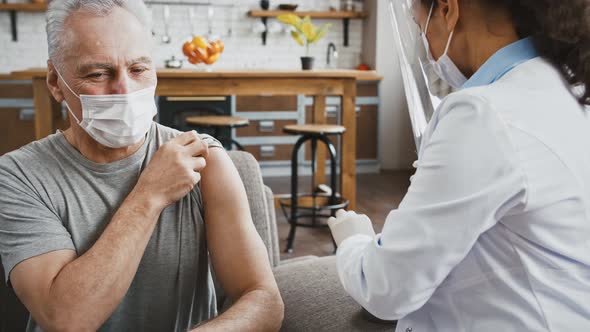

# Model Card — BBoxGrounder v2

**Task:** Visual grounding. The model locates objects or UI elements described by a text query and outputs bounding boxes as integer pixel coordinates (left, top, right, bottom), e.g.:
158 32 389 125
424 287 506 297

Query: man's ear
47 60 64 103
437 0 460 32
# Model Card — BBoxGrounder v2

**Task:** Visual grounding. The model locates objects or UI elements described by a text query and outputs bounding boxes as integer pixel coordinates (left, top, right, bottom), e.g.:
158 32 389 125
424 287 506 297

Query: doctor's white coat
337 58 590 332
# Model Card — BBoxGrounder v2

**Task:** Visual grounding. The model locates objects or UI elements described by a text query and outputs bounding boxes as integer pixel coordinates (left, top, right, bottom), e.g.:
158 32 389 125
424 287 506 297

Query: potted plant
277 14 331 70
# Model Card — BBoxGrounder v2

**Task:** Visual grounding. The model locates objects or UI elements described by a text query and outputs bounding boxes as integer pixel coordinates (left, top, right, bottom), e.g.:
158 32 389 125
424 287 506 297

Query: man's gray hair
46 0 152 67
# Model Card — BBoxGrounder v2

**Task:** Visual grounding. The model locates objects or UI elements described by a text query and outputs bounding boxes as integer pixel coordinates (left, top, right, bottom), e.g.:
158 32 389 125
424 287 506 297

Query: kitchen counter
10 68 383 81
9 68 382 209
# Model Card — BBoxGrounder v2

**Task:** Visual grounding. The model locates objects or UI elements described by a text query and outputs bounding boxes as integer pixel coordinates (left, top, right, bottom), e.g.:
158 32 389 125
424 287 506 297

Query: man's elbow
266 287 285 331
39 306 100 332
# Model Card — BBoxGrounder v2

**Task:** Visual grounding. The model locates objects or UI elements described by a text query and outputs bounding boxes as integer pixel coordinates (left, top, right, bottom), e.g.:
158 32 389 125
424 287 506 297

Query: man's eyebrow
127 56 152 66
76 62 115 74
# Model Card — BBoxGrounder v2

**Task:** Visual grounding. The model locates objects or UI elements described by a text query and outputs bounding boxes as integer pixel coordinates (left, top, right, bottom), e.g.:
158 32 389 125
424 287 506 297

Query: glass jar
354 0 364 12
340 0 355 11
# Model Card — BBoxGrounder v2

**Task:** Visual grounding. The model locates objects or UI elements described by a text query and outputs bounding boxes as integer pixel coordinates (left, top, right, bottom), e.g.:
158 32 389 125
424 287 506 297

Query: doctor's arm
336 94 527 320
193 147 284 332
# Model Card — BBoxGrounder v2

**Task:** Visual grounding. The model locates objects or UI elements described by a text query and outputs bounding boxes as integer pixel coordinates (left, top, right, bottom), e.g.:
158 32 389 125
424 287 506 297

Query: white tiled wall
0 0 364 73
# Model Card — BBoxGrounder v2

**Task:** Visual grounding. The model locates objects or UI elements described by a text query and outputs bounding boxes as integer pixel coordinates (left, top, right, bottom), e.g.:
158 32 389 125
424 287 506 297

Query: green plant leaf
311 23 332 44
291 30 305 46
277 14 301 27
300 20 318 41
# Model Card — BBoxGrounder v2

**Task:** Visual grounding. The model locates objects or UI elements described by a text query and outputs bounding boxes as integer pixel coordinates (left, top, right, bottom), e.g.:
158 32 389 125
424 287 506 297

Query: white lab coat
337 57 590 331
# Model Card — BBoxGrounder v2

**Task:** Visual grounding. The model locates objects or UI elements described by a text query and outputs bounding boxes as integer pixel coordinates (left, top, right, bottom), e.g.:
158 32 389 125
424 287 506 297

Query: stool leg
310 138 318 226
285 135 309 253
231 139 246 151
319 135 339 206
320 135 340 253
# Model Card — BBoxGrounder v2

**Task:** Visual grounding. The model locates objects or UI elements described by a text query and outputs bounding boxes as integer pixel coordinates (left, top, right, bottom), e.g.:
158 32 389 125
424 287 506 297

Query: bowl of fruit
182 36 225 68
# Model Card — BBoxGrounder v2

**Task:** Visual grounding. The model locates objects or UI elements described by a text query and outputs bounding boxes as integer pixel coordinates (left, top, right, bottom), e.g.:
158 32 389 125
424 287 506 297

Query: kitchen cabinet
0 77 67 155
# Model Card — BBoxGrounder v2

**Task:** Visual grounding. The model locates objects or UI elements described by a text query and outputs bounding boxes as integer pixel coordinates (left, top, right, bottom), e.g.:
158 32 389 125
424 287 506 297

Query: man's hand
328 209 376 246
135 130 208 210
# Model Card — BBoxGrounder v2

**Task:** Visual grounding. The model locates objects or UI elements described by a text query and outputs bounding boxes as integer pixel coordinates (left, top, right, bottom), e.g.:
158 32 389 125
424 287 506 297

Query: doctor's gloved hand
328 209 376 247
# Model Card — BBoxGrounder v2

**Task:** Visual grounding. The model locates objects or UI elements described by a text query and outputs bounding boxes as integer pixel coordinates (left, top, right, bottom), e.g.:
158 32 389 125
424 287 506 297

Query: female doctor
328 0 590 331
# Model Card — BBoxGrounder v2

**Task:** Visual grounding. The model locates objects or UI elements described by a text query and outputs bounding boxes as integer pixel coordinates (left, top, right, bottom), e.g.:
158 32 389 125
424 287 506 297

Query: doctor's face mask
419 1 468 88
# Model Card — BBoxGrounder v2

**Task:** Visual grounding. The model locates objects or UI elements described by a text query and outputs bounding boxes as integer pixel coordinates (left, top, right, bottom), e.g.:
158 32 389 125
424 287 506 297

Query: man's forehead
62 6 153 69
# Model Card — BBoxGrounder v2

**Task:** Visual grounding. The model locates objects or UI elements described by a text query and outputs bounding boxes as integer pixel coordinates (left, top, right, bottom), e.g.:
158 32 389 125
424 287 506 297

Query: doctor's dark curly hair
423 0 590 106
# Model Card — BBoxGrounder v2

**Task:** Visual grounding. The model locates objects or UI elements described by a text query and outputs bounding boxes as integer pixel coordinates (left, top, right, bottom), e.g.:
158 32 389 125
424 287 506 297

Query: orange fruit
182 41 197 57
194 47 209 62
191 36 210 50
188 56 201 64
209 40 224 54
216 40 224 53
204 52 219 65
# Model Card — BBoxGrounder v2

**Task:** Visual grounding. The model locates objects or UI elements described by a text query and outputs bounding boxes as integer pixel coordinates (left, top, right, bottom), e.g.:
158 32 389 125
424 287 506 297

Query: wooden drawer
356 105 378 160
302 105 377 160
244 144 294 162
236 95 298 112
357 82 379 97
0 108 35 155
235 119 298 137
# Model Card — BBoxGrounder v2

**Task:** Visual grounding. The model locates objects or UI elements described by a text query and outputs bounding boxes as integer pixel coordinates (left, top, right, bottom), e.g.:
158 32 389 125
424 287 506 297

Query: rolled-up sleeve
336 93 527 320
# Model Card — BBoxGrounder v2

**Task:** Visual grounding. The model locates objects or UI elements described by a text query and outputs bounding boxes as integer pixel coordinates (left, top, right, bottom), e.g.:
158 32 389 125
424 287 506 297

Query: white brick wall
0 0 364 73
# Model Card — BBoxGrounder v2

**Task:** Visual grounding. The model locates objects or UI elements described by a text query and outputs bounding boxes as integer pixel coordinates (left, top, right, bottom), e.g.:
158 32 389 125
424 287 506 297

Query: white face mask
56 69 157 148
420 2 467 89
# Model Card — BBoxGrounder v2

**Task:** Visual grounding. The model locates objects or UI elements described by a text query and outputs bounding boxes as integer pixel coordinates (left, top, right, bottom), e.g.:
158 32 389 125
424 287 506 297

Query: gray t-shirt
0 122 223 331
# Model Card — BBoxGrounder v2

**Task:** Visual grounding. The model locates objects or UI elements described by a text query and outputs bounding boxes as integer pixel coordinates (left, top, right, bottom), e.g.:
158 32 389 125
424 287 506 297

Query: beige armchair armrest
274 256 396 332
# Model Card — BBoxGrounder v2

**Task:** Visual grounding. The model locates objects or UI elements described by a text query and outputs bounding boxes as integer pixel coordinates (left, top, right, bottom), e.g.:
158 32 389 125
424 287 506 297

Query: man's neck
62 127 145 164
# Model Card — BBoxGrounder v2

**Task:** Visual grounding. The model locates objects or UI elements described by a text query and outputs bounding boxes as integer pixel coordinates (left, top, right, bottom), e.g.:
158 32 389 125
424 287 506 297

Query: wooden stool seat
283 124 346 136
185 115 249 128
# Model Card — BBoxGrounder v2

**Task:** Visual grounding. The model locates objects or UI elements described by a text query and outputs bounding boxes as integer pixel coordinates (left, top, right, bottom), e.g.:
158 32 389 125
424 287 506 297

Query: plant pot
301 56 315 70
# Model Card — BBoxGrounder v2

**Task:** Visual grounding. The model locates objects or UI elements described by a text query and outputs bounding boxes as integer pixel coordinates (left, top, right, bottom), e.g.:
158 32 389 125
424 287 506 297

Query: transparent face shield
387 0 452 149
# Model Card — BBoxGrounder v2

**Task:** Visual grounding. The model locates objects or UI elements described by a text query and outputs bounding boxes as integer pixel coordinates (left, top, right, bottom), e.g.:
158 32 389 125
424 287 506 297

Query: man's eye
131 67 148 74
87 72 106 79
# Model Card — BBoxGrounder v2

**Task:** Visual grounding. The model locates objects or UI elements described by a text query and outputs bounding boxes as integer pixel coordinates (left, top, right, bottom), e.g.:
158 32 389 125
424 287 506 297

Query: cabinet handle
260 145 276 158
19 108 35 121
258 121 275 133
326 105 339 118
166 96 226 102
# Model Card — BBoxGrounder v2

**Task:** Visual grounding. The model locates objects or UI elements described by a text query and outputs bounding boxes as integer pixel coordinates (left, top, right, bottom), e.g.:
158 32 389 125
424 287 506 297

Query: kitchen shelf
0 3 48 11
248 10 367 19
0 2 48 42
248 10 368 47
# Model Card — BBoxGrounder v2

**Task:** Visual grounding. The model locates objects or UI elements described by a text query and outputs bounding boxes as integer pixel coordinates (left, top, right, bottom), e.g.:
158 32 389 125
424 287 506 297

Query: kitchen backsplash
0 0 364 73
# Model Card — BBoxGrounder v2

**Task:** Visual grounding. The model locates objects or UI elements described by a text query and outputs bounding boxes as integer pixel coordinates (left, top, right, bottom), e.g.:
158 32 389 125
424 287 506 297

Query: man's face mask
56 68 157 148
420 2 468 89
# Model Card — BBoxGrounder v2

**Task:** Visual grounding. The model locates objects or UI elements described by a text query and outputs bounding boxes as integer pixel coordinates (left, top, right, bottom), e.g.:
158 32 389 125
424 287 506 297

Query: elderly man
0 0 283 331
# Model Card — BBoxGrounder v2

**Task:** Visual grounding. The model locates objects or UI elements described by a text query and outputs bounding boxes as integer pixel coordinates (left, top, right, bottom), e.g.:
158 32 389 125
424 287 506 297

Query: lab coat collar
462 37 539 89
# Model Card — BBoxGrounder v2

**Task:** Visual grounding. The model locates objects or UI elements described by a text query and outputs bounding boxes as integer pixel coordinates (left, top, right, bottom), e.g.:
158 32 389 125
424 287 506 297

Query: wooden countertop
9 68 383 81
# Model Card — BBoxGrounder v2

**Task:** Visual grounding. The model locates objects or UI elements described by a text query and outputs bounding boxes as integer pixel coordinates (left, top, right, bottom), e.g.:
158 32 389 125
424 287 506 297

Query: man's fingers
191 171 202 185
184 138 209 159
189 157 207 172
173 130 200 146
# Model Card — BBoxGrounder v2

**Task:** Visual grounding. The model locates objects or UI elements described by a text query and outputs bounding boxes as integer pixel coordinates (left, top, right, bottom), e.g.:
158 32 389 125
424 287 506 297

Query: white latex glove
328 209 376 246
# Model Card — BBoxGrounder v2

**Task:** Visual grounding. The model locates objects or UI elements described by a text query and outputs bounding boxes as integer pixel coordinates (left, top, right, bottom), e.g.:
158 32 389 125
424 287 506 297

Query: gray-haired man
0 1 283 331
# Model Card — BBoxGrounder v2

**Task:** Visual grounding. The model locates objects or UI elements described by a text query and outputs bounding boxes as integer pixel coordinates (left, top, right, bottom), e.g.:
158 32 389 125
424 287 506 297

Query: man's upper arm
0 164 76 284
200 148 277 299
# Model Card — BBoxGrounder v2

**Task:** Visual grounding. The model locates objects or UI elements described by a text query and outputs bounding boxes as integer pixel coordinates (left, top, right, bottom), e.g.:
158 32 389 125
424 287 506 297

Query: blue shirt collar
462 37 539 89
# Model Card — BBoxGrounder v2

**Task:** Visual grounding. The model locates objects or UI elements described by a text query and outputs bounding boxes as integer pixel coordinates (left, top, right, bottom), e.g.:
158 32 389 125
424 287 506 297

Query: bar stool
185 115 249 151
279 124 350 253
